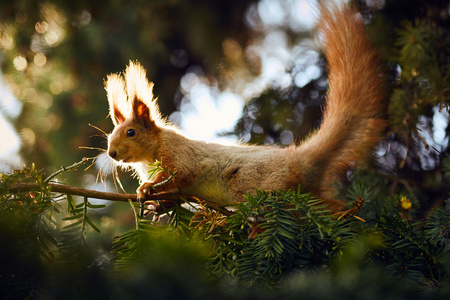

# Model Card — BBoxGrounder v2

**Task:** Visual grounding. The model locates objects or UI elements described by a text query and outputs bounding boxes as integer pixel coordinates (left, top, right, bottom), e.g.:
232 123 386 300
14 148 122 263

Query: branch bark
9 182 233 216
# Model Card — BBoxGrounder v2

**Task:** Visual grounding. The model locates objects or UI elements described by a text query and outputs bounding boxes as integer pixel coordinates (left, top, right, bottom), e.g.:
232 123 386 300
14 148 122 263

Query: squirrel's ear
131 96 155 128
124 61 154 103
125 60 163 129
105 74 128 126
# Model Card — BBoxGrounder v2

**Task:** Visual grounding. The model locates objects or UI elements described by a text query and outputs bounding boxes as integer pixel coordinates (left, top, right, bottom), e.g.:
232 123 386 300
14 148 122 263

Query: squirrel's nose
108 150 117 160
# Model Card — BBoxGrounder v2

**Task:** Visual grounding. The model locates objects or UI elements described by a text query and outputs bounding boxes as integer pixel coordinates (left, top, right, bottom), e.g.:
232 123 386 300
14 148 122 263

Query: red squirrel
105 3 386 213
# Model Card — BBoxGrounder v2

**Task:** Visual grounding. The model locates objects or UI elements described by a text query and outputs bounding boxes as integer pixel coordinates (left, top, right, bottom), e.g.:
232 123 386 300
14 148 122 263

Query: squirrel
105 2 386 213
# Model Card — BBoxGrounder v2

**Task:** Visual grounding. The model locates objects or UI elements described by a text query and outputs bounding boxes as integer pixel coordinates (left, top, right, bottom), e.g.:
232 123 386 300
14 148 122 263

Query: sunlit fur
105 3 386 213
105 61 165 127
81 125 129 193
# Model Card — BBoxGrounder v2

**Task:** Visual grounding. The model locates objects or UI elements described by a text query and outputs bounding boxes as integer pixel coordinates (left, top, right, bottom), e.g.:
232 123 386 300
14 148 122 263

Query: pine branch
8 182 234 216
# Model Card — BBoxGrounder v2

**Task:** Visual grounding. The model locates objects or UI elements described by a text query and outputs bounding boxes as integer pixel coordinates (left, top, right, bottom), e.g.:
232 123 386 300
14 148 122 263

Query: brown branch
8 182 233 216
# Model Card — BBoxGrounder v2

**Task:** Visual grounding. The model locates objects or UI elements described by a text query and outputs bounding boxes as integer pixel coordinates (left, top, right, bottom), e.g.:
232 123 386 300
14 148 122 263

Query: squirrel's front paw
137 182 154 201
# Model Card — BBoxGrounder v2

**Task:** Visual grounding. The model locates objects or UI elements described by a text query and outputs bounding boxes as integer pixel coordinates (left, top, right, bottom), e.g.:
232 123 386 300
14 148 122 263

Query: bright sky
0 76 22 172
171 80 243 144
173 0 319 144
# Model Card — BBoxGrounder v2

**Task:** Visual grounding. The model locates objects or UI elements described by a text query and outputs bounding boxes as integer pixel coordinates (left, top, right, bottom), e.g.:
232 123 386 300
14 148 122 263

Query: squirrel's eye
126 129 136 137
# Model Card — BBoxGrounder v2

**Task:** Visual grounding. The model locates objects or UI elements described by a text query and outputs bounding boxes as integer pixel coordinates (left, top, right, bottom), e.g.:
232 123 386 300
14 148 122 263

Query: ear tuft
125 61 154 103
125 61 163 126
105 74 128 126
105 61 163 128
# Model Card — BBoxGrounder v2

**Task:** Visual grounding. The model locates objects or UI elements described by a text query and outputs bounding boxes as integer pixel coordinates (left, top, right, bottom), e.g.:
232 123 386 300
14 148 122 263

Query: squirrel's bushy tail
298 3 386 198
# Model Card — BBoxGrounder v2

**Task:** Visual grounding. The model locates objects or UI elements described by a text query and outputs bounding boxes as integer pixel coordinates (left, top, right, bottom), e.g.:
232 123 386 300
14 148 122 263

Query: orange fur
105 3 386 213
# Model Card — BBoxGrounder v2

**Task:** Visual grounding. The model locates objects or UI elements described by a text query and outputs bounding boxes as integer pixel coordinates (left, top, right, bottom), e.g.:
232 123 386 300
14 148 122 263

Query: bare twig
8 182 234 216
44 158 89 184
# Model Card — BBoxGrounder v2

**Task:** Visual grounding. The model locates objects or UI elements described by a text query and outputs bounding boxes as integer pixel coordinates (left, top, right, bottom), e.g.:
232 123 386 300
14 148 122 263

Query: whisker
84 157 100 172
96 163 106 184
82 123 127 193
89 123 108 136
89 134 108 139
91 152 128 193
113 167 126 193
80 146 107 152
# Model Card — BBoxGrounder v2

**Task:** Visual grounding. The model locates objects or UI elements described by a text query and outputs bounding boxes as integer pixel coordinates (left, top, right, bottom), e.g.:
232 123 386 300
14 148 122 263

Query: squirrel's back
297 3 386 198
